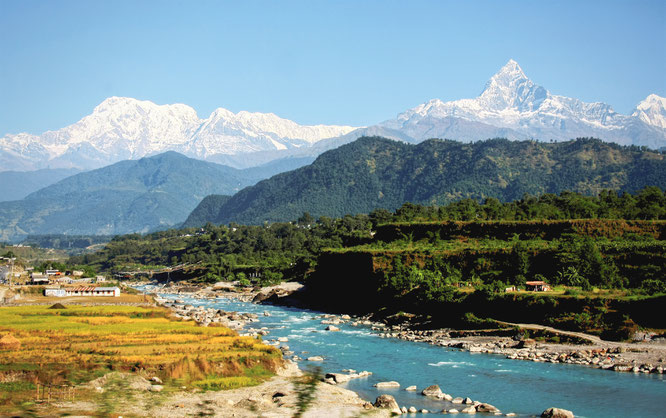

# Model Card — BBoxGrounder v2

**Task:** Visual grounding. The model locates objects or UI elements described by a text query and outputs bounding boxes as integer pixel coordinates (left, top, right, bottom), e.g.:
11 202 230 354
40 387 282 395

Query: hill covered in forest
0 152 269 241
184 137 666 227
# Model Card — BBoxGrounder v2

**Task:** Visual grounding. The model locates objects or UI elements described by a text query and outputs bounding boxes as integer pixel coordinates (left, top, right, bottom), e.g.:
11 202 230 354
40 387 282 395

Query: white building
65 286 121 297
44 288 67 297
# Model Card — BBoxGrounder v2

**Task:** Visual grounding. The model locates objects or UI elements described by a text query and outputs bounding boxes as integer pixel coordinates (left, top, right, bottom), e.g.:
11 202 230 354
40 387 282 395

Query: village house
30 273 50 285
525 281 551 292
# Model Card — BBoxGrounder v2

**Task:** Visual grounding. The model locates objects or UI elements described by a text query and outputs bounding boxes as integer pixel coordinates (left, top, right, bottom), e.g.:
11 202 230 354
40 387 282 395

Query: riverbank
55 360 389 418
150 282 666 376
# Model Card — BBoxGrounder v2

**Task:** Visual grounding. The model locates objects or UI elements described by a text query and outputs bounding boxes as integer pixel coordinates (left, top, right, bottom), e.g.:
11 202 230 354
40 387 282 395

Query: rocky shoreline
148 282 666 377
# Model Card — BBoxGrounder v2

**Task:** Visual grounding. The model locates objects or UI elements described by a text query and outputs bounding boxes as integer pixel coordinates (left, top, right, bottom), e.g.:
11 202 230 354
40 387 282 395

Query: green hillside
185 137 666 227
0 152 266 241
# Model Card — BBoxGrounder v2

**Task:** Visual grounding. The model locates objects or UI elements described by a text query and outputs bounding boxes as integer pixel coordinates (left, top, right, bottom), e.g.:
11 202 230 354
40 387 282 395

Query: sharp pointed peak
495 59 527 79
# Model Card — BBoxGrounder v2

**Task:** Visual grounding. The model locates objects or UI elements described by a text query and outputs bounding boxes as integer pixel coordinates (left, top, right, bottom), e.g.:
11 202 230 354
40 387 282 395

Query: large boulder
374 394 401 414
421 384 443 397
541 407 574 418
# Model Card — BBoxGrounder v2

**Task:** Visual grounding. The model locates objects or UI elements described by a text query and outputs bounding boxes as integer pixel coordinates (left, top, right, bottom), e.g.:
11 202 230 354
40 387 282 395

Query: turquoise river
147 289 665 418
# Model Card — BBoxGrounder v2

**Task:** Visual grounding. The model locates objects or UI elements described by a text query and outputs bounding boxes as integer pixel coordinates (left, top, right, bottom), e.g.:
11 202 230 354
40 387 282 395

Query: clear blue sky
1 0 665 134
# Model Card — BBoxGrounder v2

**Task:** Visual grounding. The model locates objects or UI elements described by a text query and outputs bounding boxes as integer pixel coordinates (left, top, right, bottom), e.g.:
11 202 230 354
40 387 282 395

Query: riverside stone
373 394 401 415
476 403 500 413
405 385 417 391
374 381 400 388
541 407 574 418
421 384 443 397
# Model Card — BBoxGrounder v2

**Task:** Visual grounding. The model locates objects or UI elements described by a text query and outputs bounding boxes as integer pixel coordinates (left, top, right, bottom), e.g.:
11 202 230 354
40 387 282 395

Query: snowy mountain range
381 60 666 147
1 60 664 172
0 97 357 171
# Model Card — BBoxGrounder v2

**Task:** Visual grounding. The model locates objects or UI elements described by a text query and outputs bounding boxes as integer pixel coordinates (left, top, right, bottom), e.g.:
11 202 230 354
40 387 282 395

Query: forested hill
0 152 264 241
184 136 666 227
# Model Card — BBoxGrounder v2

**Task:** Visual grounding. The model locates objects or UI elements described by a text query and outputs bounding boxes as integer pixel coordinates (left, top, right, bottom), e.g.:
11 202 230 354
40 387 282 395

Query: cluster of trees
371 186 666 225
68 188 664 294
70 214 373 285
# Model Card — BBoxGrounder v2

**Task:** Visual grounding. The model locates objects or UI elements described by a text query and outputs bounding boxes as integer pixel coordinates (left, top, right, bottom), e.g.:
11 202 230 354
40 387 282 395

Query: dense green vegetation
184 136 666 226
70 213 372 285
65 187 666 340
68 188 665 292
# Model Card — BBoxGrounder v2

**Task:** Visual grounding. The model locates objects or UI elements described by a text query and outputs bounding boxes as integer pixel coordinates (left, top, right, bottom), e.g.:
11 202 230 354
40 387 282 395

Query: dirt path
496 321 605 344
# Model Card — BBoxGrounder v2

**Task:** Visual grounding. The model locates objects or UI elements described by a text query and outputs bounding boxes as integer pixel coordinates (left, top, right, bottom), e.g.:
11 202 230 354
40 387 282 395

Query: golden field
0 304 281 414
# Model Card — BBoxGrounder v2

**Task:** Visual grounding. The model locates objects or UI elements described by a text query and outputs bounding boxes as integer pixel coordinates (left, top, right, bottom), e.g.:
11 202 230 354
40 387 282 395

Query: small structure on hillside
525 281 551 292
31 273 50 285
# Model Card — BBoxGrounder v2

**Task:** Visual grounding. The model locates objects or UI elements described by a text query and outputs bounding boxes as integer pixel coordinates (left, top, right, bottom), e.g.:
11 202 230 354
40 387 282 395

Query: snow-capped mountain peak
632 94 666 129
478 59 547 112
381 60 665 148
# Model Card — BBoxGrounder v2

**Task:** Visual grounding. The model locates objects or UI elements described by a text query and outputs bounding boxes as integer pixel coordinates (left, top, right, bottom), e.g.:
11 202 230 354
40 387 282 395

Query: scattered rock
325 373 351 384
405 385 418 391
307 356 324 362
325 325 340 332
476 403 500 413
373 394 401 415
452 397 464 404
463 397 473 404
374 381 400 388
149 384 163 392
150 376 162 384
461 406 476 414
409 406 418 413
541 407 575 418
422 384 443 397
438 393 453 401
448 409 460 414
